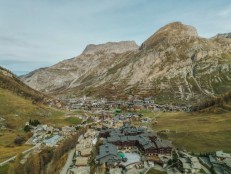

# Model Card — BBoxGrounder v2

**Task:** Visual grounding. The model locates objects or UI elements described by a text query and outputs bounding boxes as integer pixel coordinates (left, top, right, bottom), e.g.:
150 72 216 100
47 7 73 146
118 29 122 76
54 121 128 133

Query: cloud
0 0 231 74
218 9 231 17
217 5 231 17
0 35 39 48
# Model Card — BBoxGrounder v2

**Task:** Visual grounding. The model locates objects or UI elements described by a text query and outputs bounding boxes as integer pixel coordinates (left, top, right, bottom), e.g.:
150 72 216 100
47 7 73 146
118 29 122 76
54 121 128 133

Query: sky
0 0 231 75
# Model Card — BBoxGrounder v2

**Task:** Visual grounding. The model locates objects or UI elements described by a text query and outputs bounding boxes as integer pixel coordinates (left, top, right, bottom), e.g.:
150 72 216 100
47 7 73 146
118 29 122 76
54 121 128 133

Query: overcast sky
0 0 231 75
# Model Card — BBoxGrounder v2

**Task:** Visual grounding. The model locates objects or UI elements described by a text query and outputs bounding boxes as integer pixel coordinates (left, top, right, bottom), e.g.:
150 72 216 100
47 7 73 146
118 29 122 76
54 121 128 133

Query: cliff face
21 22 231 104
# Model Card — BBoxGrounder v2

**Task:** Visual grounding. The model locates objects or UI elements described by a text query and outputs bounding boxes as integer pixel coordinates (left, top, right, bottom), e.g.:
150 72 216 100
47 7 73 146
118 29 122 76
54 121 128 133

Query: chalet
120 125 145 136
137 136 158 155
177 158 191 173
62 126 76 136
95 143 121 167
200 154 231 174
76 129 96 158
177 157 201 174
216 151 231 161
155 139 172 154
99 129 112 138
102 124 172 156
147 132 158 142
80 148 92 157
76 157 88 167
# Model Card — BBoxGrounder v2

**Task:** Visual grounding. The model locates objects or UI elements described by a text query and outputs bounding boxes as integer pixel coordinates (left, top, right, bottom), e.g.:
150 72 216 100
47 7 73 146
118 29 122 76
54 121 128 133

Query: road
60 148 75 174
201 164 211 174
0 143 40 166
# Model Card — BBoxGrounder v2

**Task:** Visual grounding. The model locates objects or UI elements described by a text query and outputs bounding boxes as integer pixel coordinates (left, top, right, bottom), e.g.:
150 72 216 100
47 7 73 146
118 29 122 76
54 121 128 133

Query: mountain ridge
21 22 231 105
82 40 138 55
0 66 63 108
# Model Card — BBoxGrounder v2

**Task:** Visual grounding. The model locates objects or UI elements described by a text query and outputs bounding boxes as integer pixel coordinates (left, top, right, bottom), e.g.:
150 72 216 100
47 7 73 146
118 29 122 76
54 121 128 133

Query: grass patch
0 130 33 162
199 168 207 174
0 131 27 146
0 164 9 174
154 111 231 152
0 145 32 163
65 117 82 125
72 110 85 115
165 131 231 153
134 110 231 153
138 110 156 117
146 168 166 174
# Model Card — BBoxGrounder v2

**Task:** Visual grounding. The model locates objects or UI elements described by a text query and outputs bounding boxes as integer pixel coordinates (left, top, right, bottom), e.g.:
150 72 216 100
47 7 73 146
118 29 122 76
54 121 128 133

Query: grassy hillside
133 108 231 153
0 66 81 165
0 88 76 163
0 88 67 128
0 66 46 103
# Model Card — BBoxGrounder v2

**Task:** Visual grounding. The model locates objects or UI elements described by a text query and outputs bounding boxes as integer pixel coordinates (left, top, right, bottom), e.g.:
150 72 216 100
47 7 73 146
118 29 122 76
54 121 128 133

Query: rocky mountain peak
141 22 198 50
157 22 198 37
82 41 138 55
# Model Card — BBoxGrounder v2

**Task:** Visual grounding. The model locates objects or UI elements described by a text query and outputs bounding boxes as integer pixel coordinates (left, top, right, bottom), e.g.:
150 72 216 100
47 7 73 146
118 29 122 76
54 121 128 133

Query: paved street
60 148 75 174
0 143 40 166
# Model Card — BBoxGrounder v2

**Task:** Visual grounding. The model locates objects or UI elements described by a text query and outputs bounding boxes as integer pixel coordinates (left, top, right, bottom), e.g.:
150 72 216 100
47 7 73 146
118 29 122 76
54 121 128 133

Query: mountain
214 33 231 39
21 22 231 105
0 66 63 108
0 66 44 101
20 41 139 94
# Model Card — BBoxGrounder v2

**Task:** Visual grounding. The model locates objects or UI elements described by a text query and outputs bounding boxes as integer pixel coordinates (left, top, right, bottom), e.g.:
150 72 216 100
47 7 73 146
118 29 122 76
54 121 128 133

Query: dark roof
155 139 172 148
107 136 120 142
99 143 117 154
127 136 138 141
96 143 120 165
143 142 156 150
147 131 157 137
100 124 172 157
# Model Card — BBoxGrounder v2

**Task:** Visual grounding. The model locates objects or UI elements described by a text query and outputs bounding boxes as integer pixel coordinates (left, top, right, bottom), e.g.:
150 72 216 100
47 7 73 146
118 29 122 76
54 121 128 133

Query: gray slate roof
96 143 120 165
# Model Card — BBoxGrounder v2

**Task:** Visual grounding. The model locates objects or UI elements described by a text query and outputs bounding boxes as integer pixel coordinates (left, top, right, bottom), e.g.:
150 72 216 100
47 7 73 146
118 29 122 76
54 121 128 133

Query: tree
29 119 41 126
24 125 31 132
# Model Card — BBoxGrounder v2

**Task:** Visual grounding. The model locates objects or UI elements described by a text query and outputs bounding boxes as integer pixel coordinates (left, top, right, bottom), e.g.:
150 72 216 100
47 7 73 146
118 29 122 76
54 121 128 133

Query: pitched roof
76 157 88 166
216 151 231 158
178 158 191 169
96 143 120 165
155 139 172 148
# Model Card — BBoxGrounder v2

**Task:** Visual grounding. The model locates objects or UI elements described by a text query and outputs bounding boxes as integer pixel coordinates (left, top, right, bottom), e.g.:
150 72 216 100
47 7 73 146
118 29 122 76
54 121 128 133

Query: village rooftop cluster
61 96 191 112
14 110 231 174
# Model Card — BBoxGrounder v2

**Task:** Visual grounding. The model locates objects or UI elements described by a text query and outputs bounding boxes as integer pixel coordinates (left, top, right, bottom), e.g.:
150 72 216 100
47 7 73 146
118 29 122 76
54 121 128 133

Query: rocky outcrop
82 41 138 55
21 22 231 105
0 67 13 78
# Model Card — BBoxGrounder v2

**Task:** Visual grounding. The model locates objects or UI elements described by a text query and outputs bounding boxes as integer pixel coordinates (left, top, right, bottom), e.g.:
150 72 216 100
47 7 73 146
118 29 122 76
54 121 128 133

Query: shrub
14 136 25 146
